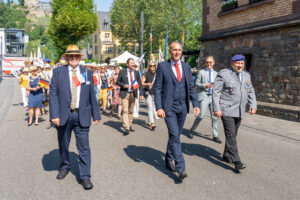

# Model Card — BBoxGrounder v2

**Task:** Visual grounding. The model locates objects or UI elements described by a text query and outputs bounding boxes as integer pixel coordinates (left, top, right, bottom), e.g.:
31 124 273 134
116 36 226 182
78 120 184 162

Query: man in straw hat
50 44 101 190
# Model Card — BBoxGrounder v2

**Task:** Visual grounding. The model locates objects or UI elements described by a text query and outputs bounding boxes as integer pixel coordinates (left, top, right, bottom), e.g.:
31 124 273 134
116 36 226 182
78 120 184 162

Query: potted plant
222 0 238 12
249 0 264 4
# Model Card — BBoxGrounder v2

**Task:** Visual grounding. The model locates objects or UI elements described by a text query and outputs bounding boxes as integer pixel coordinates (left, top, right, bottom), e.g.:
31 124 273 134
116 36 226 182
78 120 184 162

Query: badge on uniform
245 81 250 87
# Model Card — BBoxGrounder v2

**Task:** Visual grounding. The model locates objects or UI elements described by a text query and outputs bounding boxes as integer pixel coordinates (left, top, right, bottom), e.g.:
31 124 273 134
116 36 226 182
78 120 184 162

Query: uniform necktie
237 72 242 83
208 69 212 94
175 63 181 82
71 69 77 110
129 69 133 90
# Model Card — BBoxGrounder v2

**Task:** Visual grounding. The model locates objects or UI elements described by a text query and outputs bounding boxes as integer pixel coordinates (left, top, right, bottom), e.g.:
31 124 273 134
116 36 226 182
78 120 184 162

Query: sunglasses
149 65 156 67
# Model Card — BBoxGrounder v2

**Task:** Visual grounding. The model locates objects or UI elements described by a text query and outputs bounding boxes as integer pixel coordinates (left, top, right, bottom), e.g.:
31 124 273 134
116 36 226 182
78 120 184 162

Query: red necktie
175 63 181 82
129 69 133 89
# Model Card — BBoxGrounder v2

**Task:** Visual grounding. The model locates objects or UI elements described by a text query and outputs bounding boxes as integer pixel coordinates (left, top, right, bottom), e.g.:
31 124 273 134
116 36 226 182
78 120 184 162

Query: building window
106 47 113 54
5 30 25 56
221 0 238 12
118 46 122 54
104 33 110 41
104 22 109 28
249 0 264 4
245 54 252 72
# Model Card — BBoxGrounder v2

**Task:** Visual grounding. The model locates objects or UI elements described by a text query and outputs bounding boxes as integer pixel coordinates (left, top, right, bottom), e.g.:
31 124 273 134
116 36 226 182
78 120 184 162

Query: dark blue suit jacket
49 65 101 127
154 60 199 113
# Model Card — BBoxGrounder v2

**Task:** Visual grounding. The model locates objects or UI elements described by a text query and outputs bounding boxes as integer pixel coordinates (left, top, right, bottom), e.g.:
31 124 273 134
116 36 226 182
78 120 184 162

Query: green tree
18 0 24 6
110 0 202 57
48 0 98 59
0 2 29 29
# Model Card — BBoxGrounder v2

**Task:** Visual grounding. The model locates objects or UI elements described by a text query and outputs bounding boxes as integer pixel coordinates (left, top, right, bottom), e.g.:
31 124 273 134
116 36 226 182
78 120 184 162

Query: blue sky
5 0 114 12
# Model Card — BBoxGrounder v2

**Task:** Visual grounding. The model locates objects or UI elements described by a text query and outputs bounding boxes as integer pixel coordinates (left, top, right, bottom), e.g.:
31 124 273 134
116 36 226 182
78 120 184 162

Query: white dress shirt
205 68 215 83
171 59 183 79
127 68 136 92
68 65 81 109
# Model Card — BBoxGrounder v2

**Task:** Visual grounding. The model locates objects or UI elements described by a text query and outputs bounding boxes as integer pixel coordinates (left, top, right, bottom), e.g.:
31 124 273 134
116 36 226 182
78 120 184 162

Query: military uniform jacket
212 68 257 118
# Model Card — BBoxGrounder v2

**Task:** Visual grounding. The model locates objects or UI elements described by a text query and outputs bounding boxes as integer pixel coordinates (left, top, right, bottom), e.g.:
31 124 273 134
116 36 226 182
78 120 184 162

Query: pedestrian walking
142 61 157 130
213 54 257 172
109 66 122 118
116 58 144 135
188 56 221 143
99 65 109 113
26 66 44 126
19 68 29 107
49 44 101 190
154 42 200 180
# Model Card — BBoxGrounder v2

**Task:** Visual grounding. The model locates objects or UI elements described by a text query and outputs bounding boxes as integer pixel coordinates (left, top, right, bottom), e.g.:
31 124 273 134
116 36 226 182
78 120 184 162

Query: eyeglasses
68 55 81 60
206 62 213 64
149 65 156 67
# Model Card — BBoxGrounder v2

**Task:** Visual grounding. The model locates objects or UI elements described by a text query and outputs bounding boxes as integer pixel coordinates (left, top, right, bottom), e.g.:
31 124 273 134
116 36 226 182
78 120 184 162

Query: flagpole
150 29 152 54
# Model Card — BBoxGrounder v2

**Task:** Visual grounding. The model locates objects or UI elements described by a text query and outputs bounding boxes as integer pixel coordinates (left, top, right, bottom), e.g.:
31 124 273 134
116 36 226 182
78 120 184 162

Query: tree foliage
0 2 29 29
110 0 202 56
48 0 98 57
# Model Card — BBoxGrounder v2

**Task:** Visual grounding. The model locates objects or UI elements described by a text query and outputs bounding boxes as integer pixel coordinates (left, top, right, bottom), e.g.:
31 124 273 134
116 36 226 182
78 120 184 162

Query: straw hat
62 44 84 57
90 62 97 68
29 66 37 72
23 68 29 72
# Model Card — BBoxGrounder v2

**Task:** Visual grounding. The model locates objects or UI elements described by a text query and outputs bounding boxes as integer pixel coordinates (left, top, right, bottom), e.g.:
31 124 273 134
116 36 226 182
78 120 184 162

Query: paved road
0 77 299 200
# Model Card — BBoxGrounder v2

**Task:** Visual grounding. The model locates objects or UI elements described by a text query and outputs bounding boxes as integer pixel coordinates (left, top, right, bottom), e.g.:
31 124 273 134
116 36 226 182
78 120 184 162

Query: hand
194 107 200 117
93 120 99 125
124 84 130 88
214 111 222 118
140 96 144 100
249 108 256 115
51 118 60 127
157 109 166 118
205 83 213 88
148 83 152 86
36 86 40 90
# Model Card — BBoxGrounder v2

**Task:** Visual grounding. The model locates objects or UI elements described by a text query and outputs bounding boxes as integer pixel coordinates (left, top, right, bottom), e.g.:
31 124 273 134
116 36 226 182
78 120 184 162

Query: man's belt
70 109 79 113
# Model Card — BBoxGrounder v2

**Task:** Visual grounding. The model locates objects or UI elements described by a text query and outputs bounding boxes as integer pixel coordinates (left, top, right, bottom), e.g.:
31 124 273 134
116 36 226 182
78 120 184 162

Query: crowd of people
16 42 257 190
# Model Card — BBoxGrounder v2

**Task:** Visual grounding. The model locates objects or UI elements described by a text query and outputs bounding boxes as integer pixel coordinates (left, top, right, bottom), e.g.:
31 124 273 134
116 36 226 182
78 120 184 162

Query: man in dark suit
117 58 144 135
154 41 200 180
50 45 101 190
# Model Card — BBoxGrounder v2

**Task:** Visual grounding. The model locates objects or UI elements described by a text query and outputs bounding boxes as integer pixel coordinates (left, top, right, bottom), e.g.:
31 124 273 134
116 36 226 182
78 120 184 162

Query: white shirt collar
68 65 79 72
171 59 181 66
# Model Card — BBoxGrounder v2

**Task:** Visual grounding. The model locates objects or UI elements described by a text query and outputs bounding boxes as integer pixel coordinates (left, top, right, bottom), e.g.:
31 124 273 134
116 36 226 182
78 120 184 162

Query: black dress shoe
81 179 93 190
56 169 70 180
177 171 187 180
235 161 246 171
123 129 130 136
165 161 176 172
213 137 222 144
129 126 135 132
188 129 194 139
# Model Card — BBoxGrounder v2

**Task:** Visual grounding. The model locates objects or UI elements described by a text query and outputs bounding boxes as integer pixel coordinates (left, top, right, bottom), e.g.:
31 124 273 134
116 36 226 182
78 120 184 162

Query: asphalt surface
0 76 299 200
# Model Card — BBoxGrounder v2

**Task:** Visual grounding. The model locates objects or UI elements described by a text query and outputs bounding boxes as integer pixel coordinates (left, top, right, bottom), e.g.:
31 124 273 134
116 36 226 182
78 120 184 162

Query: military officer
212 54 257 171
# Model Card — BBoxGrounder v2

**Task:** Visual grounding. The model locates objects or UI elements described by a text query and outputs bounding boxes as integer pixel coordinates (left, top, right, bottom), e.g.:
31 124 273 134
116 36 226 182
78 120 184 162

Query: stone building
92 11 121 63
24 0 52 18
199 0 300 121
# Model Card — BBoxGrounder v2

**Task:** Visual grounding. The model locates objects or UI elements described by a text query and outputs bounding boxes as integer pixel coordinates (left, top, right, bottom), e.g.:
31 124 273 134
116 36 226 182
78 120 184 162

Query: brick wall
199 26 300 120
206 0 294 33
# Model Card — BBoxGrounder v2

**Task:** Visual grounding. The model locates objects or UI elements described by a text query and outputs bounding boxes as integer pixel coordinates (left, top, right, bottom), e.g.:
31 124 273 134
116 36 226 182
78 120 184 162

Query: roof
98 11 111 31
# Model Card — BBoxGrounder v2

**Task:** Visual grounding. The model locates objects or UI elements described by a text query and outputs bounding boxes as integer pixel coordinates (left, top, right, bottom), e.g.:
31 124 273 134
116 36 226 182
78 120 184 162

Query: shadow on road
181 143 236 172
182 128 213 141
124 145 182 184
103 120 126 134
42 149 81 183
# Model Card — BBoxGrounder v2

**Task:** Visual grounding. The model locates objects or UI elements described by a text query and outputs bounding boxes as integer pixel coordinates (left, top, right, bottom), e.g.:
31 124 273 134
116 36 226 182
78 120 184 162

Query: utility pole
140 11 144 71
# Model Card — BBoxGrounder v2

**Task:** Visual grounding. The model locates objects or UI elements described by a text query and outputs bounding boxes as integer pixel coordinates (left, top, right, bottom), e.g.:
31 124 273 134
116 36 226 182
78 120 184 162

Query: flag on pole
132 80 140 90
182 31 185 43
159 47 164 63
164 29 168 59
136 53 145 66
38 78 50 89
149 29 152 42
